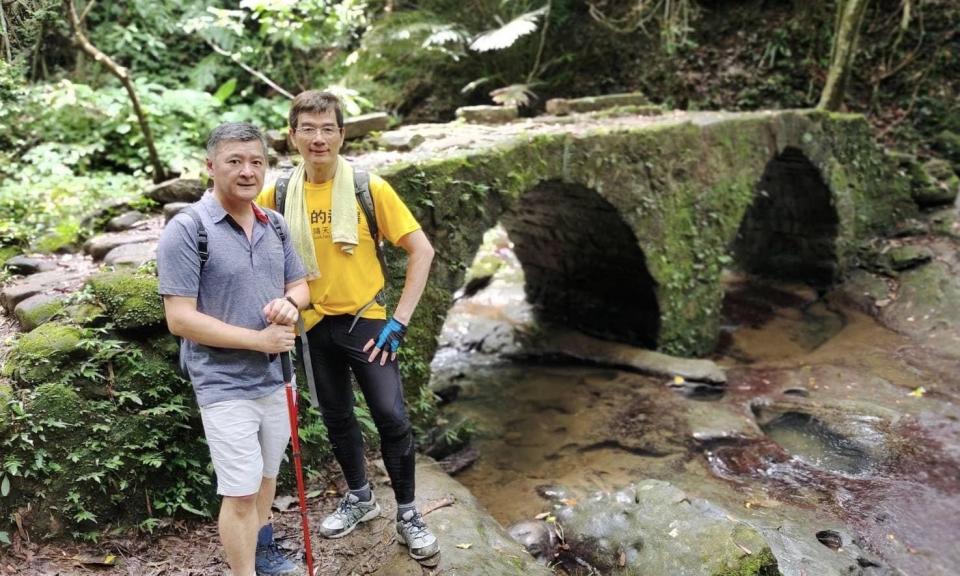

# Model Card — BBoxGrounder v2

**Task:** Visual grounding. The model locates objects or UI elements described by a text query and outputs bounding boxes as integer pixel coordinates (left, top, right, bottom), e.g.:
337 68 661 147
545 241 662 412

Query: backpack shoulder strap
265 209 286 243
353 170 377 241
275 175 291 214
354 170 389 305
180 205 208 271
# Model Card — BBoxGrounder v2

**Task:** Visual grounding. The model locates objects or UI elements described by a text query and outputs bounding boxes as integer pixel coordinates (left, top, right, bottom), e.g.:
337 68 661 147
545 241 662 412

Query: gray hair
206 122 268 157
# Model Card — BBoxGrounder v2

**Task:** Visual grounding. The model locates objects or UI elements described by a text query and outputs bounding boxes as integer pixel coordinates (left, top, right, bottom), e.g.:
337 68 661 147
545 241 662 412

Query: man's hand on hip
263 297 298 326
363 317 407 366
257 323 296 354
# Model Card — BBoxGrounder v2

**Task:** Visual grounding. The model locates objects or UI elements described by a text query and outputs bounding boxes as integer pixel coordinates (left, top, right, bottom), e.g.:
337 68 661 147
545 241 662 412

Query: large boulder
369 457 554 575
547 480 777 576
86 271 165 330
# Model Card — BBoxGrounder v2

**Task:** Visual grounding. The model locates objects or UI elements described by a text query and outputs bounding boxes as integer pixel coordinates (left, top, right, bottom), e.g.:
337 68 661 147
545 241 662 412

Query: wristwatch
285 296 300 310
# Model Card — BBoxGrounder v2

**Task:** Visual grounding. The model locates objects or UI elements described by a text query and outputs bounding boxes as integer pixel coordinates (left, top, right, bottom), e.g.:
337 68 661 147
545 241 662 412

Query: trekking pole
282 352 316 576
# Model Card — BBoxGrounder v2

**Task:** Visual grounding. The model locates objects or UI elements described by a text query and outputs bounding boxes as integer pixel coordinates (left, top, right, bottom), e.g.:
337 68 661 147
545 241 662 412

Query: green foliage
183 1 369 95
0 329 212 538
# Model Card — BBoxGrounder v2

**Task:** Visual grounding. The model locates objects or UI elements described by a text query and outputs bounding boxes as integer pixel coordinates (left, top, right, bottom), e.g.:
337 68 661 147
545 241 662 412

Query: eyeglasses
296 125 341 139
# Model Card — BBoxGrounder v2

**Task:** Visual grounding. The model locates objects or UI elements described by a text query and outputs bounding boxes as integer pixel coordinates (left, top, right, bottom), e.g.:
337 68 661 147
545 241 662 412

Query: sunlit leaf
213 78 238 103
469 6 547 53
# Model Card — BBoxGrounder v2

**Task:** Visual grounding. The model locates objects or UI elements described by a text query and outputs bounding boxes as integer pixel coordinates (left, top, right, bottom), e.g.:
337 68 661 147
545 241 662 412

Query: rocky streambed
431 216 960 576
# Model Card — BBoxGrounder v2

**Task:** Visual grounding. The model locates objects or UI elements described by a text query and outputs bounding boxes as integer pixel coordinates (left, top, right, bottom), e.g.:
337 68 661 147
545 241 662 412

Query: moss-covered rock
86 271 164 330
3 322 84 384
62 302 107 326
916 158 960 206
712 548 779 576
13 293 66 332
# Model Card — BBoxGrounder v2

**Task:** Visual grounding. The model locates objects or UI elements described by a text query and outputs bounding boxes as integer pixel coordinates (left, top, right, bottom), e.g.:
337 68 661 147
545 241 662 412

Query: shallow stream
432 264 960 575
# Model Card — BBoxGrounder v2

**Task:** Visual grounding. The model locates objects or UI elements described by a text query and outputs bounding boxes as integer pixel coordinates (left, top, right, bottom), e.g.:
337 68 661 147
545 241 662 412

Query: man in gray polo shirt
157 122 309 576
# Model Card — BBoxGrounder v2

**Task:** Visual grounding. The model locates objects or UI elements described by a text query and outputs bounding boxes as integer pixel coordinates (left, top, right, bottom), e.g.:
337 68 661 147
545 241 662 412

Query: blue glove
375 317 408 354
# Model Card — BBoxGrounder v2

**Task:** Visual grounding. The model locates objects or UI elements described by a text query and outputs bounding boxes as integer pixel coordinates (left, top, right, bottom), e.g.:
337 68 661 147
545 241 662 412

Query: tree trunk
64 0 167 183
818 0 870 111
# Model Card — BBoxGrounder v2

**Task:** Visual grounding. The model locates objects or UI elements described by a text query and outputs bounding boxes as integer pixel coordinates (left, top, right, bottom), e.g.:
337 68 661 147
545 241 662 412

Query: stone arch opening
501 180 660 348
732 147 839 285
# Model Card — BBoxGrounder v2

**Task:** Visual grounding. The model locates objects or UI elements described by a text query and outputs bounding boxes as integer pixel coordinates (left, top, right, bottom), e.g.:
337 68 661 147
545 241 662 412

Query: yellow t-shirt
256 173 420 331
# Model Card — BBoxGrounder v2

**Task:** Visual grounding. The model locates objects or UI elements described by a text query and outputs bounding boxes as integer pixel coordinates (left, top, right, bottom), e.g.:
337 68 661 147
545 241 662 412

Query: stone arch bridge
347 109 912 365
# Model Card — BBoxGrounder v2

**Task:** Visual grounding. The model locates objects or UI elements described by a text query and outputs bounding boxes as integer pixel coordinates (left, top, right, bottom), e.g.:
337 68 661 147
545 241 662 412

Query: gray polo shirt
157 192 306 407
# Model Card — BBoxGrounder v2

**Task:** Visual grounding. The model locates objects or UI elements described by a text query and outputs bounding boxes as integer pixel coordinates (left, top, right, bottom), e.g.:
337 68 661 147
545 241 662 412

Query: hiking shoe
319 492 381 539
255 541 302 576
396 509 439 560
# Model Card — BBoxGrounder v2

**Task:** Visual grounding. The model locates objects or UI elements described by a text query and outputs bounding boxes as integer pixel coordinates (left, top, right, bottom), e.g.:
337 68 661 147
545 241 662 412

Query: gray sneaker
319 492 381 539
396 509 439 560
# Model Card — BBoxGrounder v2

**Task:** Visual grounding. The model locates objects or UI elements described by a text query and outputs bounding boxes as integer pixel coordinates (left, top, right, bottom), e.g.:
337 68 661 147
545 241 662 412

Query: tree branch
79 0 96 26
64 0 167 182
206 39 294 100
0 0 12 62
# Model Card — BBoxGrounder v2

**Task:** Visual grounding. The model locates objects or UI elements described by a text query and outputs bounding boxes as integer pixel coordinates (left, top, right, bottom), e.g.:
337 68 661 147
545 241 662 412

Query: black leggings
298 315 415 505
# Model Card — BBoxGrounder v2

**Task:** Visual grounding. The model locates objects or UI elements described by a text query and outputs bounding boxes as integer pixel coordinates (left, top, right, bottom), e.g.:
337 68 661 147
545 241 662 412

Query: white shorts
199 385 292 497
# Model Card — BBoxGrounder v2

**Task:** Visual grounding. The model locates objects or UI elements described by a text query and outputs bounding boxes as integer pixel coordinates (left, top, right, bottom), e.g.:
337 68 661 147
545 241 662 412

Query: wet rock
106 210 147 232
163 202 190 223
84 231 160 260
507 520 559 563
838 269 890 313
886 244 933 271
455 105 518 124
379 131 425 151
547 480 776 576
14 293 66 332
344 112 390 140
4 255 56 275
535 328 726 384
370 457 553 575
686 402 762 443
882 260 960 357
438 446 479 476
145 177 205 204
546 92 650 115
103 242 157 267
752 396 898 469
605 391 690 456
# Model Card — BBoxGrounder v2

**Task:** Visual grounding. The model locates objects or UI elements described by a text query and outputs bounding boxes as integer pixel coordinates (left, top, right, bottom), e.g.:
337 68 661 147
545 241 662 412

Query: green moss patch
87 271 164 330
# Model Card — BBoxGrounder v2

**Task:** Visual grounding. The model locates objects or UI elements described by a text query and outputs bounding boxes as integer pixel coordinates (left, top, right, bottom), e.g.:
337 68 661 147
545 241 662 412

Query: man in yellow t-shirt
256 91 439 562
